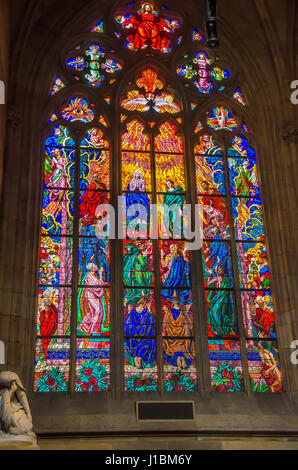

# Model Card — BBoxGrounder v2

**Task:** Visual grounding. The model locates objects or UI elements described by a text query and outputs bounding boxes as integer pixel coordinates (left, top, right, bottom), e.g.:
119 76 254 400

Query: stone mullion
114 106 122 397
222 145 250 394
69 133 81 394
151 130 164 394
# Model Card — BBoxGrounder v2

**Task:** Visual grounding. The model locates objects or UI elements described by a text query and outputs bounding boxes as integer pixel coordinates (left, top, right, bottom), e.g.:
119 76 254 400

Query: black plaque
137 402 194 420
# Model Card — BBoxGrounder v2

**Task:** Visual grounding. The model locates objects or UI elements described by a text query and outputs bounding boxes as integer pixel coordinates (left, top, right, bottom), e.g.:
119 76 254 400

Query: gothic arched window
34 1 282 394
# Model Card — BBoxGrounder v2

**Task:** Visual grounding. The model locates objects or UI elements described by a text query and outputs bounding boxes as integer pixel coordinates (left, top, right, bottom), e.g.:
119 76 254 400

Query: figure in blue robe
161 245 192 306
80 224 109 283
206 233 233 283
125 169 150 229
124 298 156 368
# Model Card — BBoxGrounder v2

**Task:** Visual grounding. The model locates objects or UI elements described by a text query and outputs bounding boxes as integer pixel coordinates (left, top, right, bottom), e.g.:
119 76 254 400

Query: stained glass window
35 2 282 394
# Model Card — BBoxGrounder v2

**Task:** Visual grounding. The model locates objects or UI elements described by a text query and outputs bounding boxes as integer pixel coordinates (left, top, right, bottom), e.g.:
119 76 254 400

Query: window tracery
34 0 282 394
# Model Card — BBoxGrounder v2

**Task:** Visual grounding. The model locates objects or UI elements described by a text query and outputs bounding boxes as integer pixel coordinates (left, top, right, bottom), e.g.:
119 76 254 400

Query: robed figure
124 297 156 369
39 293 58 360
206 265 237 336
162 180 185 237
161 244 192 306
125 169 151 231
117 2 175 53
123 241 153 305
162 299 195 369
80 221 110 284
78 264 109 335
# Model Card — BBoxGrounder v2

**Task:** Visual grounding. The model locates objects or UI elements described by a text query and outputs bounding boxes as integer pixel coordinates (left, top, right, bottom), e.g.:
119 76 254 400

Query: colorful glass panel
36 286 71 338
77 288 110 336
61 97 95 123
115 2 181 53
242 291 276 339
155 122 183 153
45 126 75 147
233 88 246 106
205 290 238 338
125 371 158 392
202 241 233 287
121 120 150 151
177 52 230 94
194 134 223 155
241 122 251 133
80 149 110 191
43 147 75 189
79 191 110 237
247 340 282 392
41 189 73 236
66 43 122 86
206 106 238 131
124 288 157 391
39 237 72 286
209 340 244 391
194 121 204 133
76 338 110 391
121 152 152 192
78 238 110 286
192 28 205 41
50 76 65 96
195 155 226 195
34 339 70 392
198 196 230 239
156 194 184 239
91 21 104 33
228 158 259 197
49 113 58 123
121 69 181 114
227 135 255 157
98 114 108 127
161 299 194 336
124 288 156 316
159 241 192 290
163 339 197 391
123 241 154 288
155 153 185 192
232 198 264 241
236 240 271 289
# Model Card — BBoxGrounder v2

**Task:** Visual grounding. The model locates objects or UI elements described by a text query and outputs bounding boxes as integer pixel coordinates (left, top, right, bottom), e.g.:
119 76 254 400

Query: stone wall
0 0 9 200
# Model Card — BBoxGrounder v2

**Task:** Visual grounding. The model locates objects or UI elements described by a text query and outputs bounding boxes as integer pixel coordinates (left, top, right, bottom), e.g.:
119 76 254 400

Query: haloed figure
119 2 173 53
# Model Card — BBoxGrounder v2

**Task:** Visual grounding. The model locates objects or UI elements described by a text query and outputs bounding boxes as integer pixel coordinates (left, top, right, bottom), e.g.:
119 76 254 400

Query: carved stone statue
0 371 37 444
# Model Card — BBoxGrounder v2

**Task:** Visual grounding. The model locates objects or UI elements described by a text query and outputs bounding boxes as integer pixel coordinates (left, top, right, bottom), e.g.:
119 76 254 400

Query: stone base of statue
0 371 38 449
0 431 38 449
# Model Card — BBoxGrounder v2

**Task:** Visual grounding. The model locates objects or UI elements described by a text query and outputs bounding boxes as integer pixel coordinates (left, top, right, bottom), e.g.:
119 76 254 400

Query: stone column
0 0 10 201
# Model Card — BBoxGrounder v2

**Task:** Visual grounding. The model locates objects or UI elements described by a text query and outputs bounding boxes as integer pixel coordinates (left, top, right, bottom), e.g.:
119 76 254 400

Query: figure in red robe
80 175 108 228
39 297 58 359
118 2 178 53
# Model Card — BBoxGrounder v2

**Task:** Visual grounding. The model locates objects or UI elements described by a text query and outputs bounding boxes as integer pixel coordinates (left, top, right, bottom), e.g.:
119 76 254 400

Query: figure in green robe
123 241 153 306
234 160 253 196
206 265 237 336
163 180 186 237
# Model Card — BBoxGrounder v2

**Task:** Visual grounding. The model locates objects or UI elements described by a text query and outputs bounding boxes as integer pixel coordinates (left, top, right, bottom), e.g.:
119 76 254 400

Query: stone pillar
0 0 10 201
